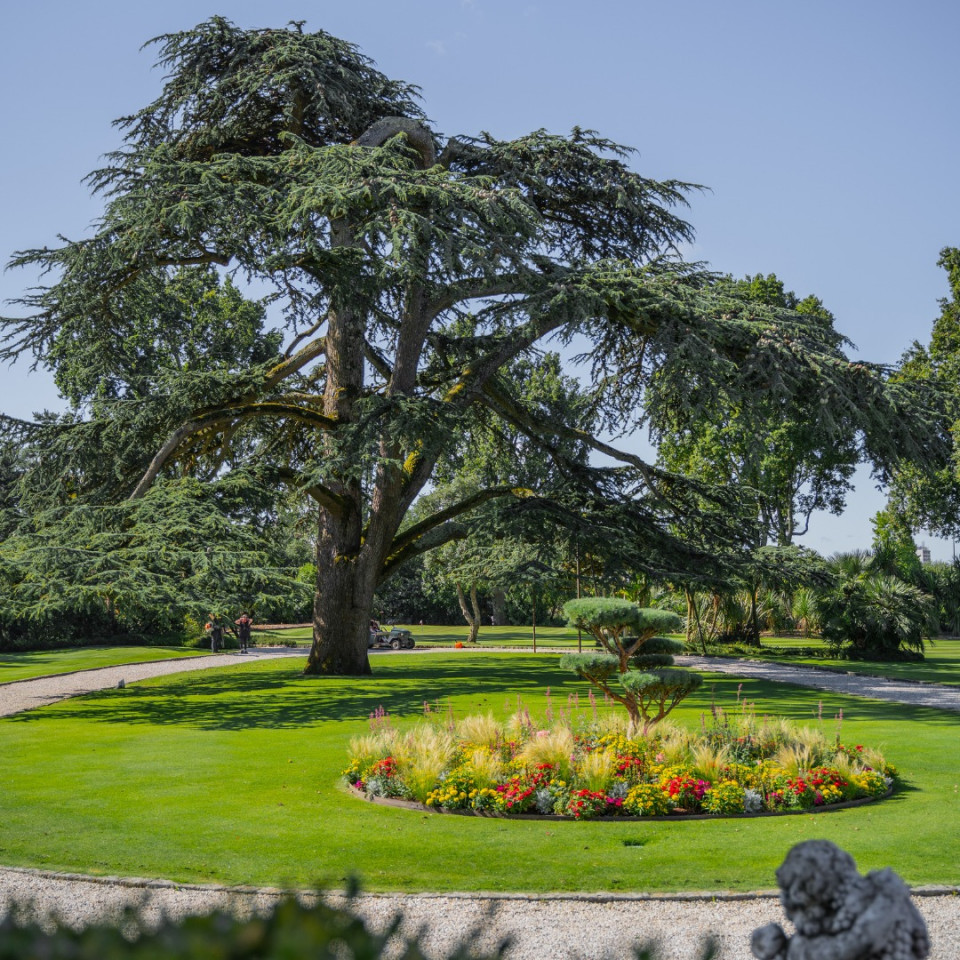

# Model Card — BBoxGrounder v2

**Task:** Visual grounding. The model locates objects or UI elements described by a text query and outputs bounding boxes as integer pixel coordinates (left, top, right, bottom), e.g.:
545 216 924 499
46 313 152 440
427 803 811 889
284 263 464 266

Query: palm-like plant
817 552 933 659
790 587 819 637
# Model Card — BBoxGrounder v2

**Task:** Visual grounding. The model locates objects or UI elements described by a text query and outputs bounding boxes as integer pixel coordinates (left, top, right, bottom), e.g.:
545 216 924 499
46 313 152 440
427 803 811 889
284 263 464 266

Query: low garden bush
0 896 497 960
0 895 715 960
344 702 896 819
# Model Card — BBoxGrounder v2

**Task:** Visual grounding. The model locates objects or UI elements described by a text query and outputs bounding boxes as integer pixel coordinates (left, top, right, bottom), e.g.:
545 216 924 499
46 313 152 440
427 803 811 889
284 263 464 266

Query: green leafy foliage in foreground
0 897 715 960
0 654 957 892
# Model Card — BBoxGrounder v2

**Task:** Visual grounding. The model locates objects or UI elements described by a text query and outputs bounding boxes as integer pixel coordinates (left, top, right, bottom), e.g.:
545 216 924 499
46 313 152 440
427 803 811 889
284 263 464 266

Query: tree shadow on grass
9 656 574 731
0 652 58 670
9 658 960 737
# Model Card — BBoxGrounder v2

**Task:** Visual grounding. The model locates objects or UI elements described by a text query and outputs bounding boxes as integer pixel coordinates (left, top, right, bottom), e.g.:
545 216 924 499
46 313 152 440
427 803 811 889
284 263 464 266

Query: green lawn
256 624 960 686
0 646 208 685
1 653 957 893
709 635 960 687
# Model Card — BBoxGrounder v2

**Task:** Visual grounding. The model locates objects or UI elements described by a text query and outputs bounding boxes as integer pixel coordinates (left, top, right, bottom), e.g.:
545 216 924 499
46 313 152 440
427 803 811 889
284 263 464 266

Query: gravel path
2 867 959 960
2 648 959 958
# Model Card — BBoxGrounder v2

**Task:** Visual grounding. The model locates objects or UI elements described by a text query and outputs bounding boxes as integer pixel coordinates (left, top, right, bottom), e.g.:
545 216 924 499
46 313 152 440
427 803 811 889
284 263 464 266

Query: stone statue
751 840 929 960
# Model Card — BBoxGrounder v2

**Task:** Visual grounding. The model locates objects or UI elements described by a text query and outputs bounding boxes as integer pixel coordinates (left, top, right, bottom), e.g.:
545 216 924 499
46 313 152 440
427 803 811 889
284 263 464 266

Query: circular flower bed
343 705 897 819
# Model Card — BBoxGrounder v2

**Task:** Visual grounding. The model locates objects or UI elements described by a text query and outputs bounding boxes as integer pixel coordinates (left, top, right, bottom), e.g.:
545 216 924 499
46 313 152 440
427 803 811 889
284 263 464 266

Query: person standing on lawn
235 612 253 653
206 617 223 653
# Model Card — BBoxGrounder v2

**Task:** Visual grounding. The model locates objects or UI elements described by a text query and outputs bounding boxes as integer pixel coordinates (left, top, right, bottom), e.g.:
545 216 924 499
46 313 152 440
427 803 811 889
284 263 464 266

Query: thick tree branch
424 275 527 318
283 317 326 359
385 484 531 559
441 311 569 407
154 251 231 268
264 336 327 391
273 466 350 514
378 522 470 582
129 402 338 500
363 338 393 382
354 116 437 168
482 378 659 480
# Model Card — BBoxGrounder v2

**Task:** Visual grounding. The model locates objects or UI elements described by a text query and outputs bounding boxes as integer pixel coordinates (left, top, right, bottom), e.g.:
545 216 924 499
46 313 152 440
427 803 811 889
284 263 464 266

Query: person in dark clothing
207 617 223 653
235 612 253 653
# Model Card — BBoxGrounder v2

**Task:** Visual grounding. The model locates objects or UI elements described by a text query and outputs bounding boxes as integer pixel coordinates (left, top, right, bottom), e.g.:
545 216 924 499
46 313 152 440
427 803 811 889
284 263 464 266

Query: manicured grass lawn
258 624 960 686
0 647 208 684
1 653 957 893
715 635 960 687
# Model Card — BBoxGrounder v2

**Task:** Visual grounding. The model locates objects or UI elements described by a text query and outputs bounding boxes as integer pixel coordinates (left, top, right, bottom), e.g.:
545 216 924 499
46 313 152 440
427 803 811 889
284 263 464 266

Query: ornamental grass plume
457 713 502 750
350 728 407 767
860 745 888 773
577 748 616 793
347 734 383 770
773 743 816 779
466 748 504 789
654 724 690 765
792 725 830 763
516 726 575 779
395 725 456 802
756 717 793 754
689 742 732 782
828 750 860 781
591 711 632 738
506 709 534 740
729 706 759 741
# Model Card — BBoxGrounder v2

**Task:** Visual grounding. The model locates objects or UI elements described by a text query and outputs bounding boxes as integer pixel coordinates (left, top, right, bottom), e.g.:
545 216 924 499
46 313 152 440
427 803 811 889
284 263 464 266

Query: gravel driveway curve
677 654 960 711
2 648 959 959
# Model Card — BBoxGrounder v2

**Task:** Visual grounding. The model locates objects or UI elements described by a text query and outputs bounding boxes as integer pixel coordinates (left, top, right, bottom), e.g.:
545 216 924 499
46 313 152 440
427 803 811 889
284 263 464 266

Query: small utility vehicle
368 627 416 650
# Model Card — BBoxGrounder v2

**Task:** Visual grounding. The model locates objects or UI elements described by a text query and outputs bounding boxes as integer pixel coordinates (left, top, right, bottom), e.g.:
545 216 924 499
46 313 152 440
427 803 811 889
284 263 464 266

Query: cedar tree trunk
456 581 482 643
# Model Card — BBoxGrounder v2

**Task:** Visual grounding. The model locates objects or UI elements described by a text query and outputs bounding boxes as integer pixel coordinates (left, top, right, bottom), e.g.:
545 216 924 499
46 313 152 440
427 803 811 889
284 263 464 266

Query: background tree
655 274 860 548
888 248 960 538
1 20 944 674
652 274 864 646
0 474 309 650
422 508 538 642
0 267 307 648
815 550 934 660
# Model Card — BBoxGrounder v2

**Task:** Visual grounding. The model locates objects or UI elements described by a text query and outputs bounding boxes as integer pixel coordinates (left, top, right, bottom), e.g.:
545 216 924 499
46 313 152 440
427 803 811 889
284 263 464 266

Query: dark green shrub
184 632 239 650
817 566 933 659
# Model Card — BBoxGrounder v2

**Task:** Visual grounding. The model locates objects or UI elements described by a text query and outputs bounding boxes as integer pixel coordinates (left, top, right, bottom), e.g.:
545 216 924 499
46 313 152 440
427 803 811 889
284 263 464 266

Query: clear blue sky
2 0 958 558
